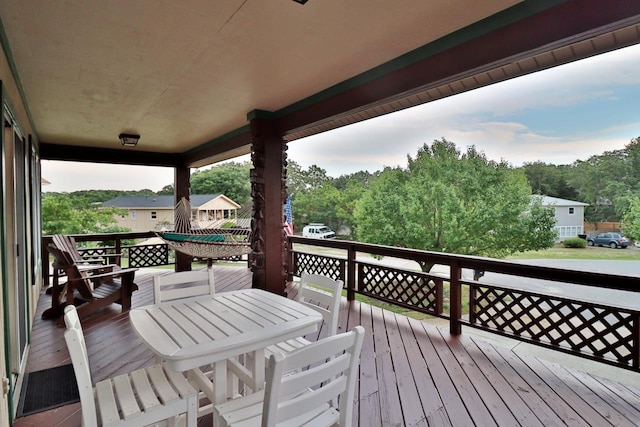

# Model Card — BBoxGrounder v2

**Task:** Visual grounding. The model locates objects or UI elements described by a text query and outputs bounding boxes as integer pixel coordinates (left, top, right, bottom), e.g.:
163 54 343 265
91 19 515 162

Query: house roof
1 1 639 168
102 194 225 209
535 195 589 207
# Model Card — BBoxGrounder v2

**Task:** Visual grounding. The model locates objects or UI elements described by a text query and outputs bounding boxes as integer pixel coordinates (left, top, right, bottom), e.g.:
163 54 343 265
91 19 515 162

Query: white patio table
129 288 322 424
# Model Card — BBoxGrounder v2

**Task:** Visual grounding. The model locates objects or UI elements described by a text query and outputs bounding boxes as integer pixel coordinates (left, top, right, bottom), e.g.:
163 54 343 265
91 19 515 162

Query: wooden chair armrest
69 267 138 282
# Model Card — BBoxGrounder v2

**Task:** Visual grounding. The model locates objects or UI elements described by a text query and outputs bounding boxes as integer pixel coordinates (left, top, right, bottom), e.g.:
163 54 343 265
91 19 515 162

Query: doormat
16 364 80 418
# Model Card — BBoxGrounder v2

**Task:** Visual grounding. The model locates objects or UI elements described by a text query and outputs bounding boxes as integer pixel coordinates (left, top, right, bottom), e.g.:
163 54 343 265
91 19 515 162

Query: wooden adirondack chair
52 234 122 266
42 244 138 321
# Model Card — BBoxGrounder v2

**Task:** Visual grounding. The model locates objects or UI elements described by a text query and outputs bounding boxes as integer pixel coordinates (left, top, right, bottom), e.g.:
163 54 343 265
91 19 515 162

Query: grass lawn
508 245 640 261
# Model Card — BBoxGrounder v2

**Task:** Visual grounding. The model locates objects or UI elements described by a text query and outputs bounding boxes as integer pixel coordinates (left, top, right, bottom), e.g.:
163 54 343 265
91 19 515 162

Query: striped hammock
156 197 251 259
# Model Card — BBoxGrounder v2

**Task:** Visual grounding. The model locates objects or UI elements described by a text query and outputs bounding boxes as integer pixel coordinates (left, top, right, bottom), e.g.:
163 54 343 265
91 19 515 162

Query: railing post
449 261 462 335
634 314 640 371
347 243 356 301
286 237 294 282
115 237 122 267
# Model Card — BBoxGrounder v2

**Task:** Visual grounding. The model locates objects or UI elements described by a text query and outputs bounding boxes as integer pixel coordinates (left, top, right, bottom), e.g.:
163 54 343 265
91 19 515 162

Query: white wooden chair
214 326 365 427
264 273 344 359
153 267 215 304
63 305 198 427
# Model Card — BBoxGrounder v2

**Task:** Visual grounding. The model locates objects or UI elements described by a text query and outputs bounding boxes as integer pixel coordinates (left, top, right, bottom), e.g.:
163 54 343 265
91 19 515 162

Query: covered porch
15 266 640 427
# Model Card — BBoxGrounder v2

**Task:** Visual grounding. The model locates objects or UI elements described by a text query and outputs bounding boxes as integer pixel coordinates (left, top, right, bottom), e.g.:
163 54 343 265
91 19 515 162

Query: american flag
283 195 294 236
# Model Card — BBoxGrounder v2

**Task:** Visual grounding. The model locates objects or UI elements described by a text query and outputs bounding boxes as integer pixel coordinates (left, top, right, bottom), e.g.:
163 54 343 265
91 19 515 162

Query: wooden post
174 164 192 272
347 244 356 301
449 262 462 335
249 111 287 295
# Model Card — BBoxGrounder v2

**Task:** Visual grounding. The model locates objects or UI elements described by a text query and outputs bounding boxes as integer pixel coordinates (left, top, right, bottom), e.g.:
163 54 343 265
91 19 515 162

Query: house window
131 210 137 220
568 207 575 215
151 211 157 219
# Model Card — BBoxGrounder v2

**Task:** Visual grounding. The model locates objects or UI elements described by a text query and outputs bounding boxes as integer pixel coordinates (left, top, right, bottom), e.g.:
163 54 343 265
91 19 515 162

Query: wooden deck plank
408 318 475 426
567 369 640 425
357 301 383 427
495 344 612 426
429 330 498 426
440 331 520 426
12 266 640 427
394 315 444 423
382 309 427 426
457 335 544 426
471 337 584 427
535 359 637 427
370 305 405 427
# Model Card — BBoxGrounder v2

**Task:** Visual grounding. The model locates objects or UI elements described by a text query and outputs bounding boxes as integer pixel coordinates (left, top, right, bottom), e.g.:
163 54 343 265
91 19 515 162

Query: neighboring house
102 194 242 232
535 195 589 241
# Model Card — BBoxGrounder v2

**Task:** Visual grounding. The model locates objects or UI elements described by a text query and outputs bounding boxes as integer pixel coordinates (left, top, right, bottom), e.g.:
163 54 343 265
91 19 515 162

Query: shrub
562 237 587 248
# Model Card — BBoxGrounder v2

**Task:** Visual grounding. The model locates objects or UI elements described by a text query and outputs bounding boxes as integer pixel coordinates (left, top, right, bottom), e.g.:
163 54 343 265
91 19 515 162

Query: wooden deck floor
13 266 640 427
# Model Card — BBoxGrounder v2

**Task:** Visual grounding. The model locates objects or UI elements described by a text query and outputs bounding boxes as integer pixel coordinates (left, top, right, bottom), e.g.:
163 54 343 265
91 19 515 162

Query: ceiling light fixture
119 133 140 147
292 0 309 4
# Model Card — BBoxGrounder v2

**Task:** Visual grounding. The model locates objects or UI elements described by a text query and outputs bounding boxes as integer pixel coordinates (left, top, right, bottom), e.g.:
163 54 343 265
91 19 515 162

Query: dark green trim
182 124 251 157
0 83 15 423
39 143 183 167
246 109 277 121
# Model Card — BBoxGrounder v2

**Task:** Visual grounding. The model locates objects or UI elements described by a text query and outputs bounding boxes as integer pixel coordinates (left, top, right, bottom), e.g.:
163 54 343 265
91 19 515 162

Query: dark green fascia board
274 0 567 118
246 109 278 121
182 124 252 158
0 82 16 422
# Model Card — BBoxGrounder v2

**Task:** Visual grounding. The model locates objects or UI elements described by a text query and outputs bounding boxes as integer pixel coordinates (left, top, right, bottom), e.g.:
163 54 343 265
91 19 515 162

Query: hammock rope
156 197 251 259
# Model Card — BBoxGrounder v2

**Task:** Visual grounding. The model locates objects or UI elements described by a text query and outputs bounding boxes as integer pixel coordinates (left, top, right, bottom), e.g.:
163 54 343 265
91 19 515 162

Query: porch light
292 0 309 4
119 133 140 147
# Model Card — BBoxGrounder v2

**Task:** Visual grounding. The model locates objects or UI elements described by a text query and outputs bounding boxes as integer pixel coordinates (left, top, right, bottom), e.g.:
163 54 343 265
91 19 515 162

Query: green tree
42 193 129 235
521 161 578 200
354 139 557 272
190 162 251 204
621 196 640 241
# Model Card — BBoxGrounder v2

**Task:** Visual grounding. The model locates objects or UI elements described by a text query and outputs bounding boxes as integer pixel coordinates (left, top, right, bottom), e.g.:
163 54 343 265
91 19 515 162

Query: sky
41 43 640 193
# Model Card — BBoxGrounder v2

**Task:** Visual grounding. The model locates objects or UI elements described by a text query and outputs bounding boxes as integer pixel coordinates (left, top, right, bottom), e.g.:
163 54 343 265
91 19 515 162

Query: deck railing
42 232 640 372
287 236 640 372
42 231 249 285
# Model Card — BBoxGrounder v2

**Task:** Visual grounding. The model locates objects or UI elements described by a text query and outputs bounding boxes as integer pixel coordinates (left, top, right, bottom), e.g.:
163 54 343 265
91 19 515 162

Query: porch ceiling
1 1 640 167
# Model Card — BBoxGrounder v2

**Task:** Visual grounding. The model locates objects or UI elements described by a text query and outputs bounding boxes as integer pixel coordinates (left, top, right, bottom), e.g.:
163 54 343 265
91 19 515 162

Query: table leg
248 349 265 392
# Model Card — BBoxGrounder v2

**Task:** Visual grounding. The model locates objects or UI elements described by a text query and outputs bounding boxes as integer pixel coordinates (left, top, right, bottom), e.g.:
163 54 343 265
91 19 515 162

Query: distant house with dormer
102 194 241 232
534 195 589 241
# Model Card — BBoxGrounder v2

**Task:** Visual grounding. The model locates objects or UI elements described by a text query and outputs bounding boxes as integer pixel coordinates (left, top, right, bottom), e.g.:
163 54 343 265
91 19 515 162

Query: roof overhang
1 0 639 168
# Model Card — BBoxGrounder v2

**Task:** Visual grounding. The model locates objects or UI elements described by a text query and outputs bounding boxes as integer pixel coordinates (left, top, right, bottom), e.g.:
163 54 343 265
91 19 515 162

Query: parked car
302 223 336 239
586 232 630 249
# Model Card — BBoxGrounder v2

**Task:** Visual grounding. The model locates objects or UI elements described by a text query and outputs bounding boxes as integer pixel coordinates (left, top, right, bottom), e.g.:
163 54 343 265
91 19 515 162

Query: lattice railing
127 244 172 268
358 262 443 315
292 252 344 282
468 283 640 369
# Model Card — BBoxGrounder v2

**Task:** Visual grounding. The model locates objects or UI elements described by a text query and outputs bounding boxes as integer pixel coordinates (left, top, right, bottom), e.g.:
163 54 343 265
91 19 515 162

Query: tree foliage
622 196 640 241
354 139 557 271
41 193 129 235
190 162 251 205
286 161 370 234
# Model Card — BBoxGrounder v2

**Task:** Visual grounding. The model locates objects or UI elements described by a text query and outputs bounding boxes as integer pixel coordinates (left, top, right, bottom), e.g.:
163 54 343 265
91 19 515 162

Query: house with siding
535 195 589 241
102 194 241 232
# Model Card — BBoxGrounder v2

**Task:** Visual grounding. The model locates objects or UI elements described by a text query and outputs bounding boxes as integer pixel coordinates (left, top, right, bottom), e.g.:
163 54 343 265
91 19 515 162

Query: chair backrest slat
297 273 343 337
262 326 365 426
63 306 98 427
153 268 215 304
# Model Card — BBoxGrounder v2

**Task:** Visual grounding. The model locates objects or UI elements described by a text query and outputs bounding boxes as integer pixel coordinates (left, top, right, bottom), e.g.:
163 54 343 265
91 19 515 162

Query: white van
302 223 336 239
